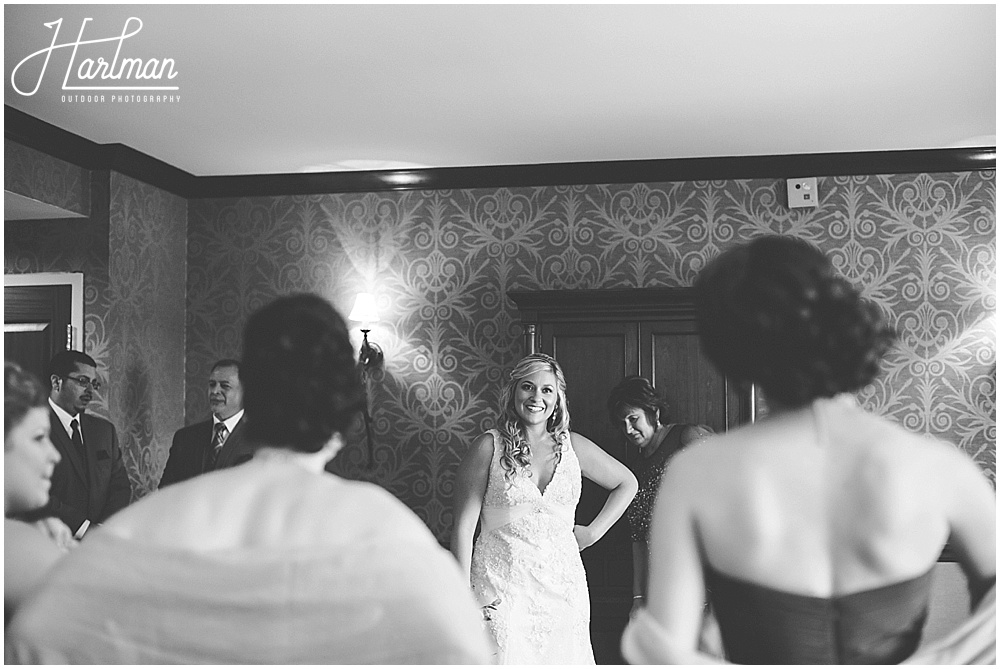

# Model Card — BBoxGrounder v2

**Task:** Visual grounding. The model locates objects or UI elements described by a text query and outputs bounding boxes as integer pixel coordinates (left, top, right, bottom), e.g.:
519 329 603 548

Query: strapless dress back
706 564 933 664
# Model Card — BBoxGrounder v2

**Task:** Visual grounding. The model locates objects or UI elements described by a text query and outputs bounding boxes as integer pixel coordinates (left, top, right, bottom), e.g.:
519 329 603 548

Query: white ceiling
4 4 996 178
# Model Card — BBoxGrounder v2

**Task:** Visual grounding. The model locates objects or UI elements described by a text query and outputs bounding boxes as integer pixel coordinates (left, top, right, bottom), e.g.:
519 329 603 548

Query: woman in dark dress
621 235 996 664
606 376 711 616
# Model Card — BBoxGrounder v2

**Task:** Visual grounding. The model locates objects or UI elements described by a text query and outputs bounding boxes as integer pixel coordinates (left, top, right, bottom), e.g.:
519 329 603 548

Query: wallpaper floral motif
188 171 996 543
4 139 90 215
107 173 187 499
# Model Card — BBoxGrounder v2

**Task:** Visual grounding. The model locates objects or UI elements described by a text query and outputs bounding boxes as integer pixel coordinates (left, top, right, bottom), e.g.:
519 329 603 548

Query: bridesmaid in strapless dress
622 236 996 664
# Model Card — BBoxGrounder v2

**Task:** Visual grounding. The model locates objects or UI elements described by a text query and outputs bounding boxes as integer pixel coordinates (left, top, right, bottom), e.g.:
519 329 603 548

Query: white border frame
4 272 85 351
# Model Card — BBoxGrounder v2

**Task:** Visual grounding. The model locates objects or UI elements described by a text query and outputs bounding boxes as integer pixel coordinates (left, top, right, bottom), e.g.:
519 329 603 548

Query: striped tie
207 423 228 470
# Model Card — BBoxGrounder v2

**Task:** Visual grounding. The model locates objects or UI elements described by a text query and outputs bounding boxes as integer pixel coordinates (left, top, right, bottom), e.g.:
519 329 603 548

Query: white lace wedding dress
470 430 594 664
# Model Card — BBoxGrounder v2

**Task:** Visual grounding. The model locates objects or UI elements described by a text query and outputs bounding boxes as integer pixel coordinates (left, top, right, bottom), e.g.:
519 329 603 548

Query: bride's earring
548 403 560 430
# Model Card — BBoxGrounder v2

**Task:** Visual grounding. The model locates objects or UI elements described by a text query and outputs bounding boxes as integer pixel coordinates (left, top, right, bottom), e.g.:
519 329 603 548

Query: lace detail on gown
470 430 594 664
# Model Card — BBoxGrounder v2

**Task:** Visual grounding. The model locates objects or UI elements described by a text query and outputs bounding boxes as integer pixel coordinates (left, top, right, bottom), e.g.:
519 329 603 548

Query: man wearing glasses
39 350 131 538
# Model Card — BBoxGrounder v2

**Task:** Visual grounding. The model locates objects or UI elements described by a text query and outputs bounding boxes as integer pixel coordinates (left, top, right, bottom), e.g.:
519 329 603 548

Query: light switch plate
787 177 819 208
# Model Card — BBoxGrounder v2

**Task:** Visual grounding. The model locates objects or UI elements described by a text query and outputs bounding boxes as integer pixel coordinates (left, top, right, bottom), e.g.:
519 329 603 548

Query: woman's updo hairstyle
241 293 365 453
694 235 895 408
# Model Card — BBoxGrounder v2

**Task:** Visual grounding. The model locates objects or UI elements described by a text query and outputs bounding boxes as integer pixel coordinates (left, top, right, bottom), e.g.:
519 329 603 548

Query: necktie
71 418 90 485
70 418 84 451
207 423 228 470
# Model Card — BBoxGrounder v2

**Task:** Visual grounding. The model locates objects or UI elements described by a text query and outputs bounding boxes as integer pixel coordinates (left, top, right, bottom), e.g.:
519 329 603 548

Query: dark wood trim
192 147 998 198
509 288 697 323
6 107 99 169
6 105 996 199
101 143 197 197
5 106 197 197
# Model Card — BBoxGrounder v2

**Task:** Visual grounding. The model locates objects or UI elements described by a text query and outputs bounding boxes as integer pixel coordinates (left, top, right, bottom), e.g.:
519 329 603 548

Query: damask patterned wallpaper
107 173 187 499
188 171 996 543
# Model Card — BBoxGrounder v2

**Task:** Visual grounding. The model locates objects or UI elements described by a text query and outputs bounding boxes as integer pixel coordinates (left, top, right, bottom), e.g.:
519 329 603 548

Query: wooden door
540 320 636 664
543 320 638 455
641 319 750 433
4 283 74 381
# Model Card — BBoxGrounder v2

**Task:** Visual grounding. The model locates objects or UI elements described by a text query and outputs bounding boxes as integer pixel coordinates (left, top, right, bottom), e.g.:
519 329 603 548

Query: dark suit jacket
44 409 132 534
159 416 254 488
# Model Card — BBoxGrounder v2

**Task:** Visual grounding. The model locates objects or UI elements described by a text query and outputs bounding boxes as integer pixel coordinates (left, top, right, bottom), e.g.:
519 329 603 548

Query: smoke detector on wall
787 177 819 208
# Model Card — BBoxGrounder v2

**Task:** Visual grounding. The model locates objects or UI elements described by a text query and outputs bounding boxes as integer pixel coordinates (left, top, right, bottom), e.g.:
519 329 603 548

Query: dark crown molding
5 106 197 197
6 105 996 199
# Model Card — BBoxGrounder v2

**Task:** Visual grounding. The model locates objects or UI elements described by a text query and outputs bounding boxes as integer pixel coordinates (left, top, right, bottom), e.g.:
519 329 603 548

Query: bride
451 353 637 664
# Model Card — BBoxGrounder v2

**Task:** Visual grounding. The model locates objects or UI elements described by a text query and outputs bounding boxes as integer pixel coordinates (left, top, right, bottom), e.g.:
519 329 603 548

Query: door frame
4 272 85 351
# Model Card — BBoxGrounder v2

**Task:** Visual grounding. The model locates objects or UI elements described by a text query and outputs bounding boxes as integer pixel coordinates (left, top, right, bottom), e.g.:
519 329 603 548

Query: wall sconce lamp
349 292 382 470
348 292 383 372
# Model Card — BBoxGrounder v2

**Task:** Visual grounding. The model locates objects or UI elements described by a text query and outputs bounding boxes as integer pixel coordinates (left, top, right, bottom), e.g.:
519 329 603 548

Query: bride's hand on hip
573 524 598 551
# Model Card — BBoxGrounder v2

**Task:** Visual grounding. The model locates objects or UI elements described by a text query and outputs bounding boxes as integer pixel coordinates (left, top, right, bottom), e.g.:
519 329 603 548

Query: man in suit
160 359 254 487
40 350 131 538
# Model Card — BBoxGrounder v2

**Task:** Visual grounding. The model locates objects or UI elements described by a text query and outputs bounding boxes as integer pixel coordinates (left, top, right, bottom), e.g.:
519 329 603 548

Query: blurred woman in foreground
4 361 74 625
6 295 488 663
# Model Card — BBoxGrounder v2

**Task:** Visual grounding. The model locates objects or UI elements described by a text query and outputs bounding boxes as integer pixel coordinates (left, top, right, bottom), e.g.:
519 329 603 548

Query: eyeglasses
64 375 102 391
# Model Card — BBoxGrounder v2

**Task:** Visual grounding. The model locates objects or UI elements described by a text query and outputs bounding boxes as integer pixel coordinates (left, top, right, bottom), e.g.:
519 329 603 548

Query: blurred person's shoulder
317 472 440 544
678 423 714 447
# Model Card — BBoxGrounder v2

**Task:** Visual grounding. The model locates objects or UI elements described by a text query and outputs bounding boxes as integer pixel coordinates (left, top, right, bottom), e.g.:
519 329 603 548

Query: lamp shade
348 292 380 323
